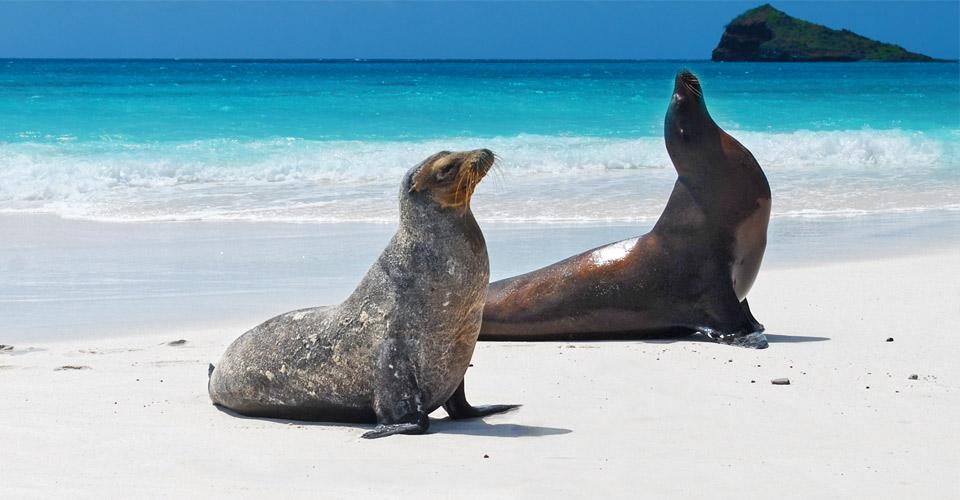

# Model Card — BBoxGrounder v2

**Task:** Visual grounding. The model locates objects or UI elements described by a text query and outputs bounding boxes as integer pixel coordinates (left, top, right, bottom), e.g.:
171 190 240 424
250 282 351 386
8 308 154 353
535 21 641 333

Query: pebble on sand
167 340 187 346
885 337 894 342
908 374 919 380
771 378 791 385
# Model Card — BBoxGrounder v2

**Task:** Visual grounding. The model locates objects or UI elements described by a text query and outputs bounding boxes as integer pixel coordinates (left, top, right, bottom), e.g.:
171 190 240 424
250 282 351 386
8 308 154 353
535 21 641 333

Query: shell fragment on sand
55 365 92 371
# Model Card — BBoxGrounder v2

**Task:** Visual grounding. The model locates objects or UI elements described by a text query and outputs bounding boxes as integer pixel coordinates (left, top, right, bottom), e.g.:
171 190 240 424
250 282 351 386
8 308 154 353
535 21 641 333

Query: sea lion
480 70 771 349
209 149 516 438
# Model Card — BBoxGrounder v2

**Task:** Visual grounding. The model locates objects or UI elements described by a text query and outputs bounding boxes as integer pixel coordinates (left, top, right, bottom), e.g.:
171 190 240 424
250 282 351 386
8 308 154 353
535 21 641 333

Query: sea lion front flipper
364 338 431 439
362 420 429 439
740 298 765 332
697 284 769 349
699 326 768 349
363 396 430 439
443 379 520 419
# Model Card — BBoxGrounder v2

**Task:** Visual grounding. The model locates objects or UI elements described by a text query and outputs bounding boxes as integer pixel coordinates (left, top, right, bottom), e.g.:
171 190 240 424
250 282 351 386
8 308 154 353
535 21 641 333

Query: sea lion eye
436 163 457 180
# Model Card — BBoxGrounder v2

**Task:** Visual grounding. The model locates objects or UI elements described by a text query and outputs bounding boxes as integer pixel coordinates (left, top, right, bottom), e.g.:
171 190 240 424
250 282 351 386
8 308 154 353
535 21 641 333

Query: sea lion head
664 69 720 173
403 149 495 212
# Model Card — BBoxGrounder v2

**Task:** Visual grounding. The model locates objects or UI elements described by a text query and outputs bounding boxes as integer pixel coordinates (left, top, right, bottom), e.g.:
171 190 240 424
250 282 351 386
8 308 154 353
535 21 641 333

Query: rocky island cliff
712 4 936 62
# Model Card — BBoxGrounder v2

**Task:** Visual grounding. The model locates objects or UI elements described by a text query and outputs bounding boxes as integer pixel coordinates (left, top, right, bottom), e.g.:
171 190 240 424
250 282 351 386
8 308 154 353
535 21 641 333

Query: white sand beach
2 229 957 498
1 4 958 497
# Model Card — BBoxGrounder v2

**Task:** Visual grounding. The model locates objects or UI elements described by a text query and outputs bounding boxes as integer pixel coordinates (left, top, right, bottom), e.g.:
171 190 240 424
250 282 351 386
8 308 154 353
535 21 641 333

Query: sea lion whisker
486 152 502 174
465 168 480 203
688 79 703 97
488 161 506 188
454 166 470 205
678 72 701 97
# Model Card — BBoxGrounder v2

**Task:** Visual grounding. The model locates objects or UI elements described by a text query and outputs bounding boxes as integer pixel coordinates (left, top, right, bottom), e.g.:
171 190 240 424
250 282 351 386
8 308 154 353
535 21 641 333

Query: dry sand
2 250 958 498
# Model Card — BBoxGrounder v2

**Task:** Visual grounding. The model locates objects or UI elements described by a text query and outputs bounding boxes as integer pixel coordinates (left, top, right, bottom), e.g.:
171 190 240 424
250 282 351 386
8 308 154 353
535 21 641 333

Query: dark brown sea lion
209 149 517 438
480 70 771 349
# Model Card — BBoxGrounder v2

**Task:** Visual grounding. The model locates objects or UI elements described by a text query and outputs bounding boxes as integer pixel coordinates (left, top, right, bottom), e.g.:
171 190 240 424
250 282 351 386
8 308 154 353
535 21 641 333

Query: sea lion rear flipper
443 379 519 420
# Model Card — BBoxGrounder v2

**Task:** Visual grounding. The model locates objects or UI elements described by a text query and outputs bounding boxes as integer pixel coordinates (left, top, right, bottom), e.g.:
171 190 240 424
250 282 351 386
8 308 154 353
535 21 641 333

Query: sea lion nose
474 148 493 161
471 149 495 172
673 69 701 97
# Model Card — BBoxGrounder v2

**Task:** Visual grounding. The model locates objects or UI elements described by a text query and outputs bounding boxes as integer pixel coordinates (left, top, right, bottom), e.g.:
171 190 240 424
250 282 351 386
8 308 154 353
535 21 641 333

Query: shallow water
2 211 957 341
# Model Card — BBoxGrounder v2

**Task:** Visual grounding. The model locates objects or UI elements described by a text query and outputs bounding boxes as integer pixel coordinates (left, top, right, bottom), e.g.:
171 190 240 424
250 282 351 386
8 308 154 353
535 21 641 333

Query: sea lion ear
408 164 427 193
409 168 426 193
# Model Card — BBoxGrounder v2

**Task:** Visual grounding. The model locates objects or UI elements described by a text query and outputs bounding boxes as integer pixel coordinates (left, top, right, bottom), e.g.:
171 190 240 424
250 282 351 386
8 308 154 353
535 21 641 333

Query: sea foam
0 130 955 223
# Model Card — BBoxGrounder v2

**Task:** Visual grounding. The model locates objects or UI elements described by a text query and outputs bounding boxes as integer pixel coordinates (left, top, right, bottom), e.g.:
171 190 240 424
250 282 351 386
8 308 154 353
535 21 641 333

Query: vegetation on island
712 4 936 62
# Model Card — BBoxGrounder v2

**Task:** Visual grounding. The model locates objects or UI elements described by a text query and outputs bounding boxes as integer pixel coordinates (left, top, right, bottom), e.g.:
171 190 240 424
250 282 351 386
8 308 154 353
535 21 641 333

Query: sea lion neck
398 186 485 252
664 71 722 183
658 70 761 233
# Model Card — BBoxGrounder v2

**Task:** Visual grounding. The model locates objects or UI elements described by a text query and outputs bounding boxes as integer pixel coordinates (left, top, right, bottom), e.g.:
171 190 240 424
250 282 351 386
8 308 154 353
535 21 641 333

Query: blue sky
0 1 956 59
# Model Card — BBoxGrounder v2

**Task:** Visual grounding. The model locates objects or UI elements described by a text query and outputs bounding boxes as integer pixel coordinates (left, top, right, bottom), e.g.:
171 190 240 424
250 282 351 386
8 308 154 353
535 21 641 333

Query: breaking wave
0 129 956 223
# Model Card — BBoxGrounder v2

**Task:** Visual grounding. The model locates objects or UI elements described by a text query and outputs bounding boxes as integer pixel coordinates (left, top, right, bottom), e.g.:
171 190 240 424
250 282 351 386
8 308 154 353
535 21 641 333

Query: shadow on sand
561 331 830 346
214 404 571 438
432 415 571 438
764 333 830 343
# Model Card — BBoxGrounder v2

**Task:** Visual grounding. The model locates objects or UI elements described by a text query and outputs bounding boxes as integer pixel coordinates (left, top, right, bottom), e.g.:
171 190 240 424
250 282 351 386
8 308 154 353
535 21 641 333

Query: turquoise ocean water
0 60 957 223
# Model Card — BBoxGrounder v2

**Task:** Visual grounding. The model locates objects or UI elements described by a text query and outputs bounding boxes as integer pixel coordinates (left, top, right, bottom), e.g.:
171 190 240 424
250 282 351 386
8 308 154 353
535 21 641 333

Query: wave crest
0 130 956 222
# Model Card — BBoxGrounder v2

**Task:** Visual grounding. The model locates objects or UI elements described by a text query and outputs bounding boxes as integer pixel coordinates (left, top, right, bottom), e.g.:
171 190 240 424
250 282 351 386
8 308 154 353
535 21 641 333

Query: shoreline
2 211 958 342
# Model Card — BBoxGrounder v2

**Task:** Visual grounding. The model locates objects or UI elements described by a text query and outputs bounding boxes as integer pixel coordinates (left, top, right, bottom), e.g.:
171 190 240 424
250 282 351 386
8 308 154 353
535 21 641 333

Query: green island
712 4 938 62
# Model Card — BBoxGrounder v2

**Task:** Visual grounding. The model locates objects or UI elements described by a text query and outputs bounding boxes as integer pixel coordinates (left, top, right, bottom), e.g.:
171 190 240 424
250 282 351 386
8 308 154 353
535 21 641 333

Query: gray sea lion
209 149 516 438
480 70 771 349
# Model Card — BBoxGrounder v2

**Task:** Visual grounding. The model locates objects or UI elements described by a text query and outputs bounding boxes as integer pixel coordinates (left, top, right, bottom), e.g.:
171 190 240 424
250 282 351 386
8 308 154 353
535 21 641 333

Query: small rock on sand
771 378 791 385
886 337 894 342
908 374 919 380
167 339 187 346
55 365 91 371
